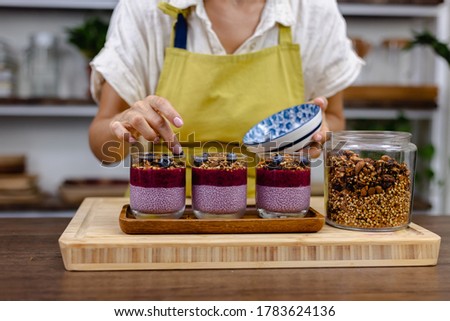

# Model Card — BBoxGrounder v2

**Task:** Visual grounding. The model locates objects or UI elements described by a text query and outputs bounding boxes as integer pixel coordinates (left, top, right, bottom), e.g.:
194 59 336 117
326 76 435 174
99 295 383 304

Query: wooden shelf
0 0 117 10
338 3 443 17
0 106 97 117
0 98 97 117
343 85 438 110
0 97 95 105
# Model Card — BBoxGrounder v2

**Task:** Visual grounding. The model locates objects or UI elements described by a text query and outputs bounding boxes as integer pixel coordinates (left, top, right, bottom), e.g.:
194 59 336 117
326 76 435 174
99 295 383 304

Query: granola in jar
324 131 416 231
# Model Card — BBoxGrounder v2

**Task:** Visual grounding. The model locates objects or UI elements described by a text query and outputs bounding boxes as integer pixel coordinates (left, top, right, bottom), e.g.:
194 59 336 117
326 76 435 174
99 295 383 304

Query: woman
88 0 363 195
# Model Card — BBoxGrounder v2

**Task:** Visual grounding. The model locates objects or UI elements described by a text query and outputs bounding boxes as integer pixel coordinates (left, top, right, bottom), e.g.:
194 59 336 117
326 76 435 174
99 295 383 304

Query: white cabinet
0 2 125 206
339 1 450 214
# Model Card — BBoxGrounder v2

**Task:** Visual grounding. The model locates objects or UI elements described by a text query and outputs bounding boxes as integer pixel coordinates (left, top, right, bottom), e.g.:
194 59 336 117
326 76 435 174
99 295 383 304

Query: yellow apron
156 2 306 197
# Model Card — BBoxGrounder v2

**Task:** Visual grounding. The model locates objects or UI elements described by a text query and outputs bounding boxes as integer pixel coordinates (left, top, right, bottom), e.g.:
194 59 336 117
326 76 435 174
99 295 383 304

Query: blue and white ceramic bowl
243 103 322 153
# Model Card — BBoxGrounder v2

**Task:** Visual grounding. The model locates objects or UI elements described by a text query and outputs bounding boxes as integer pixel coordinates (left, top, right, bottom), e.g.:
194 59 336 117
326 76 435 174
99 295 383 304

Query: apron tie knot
158 2 190 19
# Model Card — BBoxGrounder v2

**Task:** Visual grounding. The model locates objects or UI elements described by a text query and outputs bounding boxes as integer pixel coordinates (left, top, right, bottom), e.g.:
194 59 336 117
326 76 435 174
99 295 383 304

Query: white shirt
90 0 363 105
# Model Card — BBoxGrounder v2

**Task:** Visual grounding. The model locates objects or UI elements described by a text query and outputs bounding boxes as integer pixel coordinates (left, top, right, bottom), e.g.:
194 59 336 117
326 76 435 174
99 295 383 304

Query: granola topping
256 153 309 170
132 153 184 170
193 153 246 170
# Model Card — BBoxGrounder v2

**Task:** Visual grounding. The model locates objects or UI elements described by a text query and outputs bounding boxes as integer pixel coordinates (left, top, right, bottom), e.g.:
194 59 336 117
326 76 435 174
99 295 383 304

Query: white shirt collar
163 0 199 10
164 0 295 27
271 0 295 27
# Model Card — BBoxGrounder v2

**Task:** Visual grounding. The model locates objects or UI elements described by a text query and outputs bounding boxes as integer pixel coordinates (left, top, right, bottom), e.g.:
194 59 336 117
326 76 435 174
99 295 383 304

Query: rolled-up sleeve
90 0 158 105
300 0 364 99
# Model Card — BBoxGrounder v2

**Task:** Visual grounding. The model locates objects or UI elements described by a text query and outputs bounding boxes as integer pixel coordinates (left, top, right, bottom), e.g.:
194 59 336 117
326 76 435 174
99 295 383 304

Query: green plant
66 17 109 60
405 30 450 66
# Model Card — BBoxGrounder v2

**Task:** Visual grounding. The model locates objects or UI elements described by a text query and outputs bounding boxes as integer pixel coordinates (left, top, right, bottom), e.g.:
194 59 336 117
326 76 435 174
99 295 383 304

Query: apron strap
158 2 189 49
174 13 188 49
278 24 293 45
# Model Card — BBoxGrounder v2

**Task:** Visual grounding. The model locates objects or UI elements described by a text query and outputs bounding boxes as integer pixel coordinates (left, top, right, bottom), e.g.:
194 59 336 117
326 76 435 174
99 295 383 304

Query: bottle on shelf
0 39 18 98
26 32 61 98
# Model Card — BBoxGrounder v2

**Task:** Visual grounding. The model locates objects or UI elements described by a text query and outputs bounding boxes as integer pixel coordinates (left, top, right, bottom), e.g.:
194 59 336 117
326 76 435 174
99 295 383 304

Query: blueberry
227 152 237 162
139 153 155 162
159 154 171 168
202 152 209 162
267 154 283 170
268 162 281 170
300 156 310 167
193 156 204 167
272 154 283 165
173 150 184 157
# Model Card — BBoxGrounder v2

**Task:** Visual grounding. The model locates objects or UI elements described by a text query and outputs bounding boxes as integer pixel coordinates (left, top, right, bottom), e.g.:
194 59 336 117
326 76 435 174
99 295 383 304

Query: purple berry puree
256 168 310 187
130 167 185 188
256 185 310 213
192 167 247 186
192 185 247 215
130 185 185 214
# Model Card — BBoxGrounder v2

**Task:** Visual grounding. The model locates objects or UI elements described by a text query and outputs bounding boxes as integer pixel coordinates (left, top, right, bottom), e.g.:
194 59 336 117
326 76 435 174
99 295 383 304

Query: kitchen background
0 0 449 216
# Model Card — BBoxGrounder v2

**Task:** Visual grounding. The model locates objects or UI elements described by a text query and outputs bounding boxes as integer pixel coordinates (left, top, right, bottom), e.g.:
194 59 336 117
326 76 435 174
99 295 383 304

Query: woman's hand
311 96 329 144
110 95 184 154
304 93 345 158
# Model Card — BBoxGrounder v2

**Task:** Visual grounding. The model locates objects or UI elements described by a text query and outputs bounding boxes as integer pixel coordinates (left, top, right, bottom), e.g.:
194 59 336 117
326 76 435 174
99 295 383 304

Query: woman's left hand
301 92 345 158
303 96 329 158
311 96 329 144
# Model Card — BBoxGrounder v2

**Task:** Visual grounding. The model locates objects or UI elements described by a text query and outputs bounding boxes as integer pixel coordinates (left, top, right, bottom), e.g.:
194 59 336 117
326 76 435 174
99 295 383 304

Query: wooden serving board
59 197 441 271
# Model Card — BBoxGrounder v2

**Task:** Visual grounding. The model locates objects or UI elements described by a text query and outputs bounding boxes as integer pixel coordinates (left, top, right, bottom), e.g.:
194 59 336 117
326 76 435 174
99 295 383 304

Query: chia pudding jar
129 152 186 219
191 152 247 219
256 152 311 218
324 131 417 231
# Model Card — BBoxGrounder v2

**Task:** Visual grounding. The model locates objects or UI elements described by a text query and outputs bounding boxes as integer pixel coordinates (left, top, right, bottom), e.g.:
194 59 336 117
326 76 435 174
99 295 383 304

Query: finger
156 117 183 154
167 133 183 155
302 142 322 159
140 107 182 154
125 109 161 142
312 96 328 111
312 115 329 144
312 132 324 143
143 107 178 143
145 95 184 128
110 121 137 143
309 146 322 159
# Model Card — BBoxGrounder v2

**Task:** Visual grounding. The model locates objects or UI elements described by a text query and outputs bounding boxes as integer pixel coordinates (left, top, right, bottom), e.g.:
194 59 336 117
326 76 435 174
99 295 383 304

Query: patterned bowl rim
243 103 322 146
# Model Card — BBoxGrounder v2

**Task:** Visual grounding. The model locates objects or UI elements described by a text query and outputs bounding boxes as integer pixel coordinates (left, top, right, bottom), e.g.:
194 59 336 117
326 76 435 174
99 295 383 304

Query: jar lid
30 32 58 48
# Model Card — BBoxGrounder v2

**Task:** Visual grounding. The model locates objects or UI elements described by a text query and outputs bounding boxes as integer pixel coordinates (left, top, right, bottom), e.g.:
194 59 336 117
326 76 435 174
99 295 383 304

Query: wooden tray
59 197 441 271
119 205 324 234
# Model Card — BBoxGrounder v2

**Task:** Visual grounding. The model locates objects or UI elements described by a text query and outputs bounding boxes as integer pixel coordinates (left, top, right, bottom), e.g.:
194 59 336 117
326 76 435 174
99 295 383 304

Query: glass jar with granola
324 131 417 231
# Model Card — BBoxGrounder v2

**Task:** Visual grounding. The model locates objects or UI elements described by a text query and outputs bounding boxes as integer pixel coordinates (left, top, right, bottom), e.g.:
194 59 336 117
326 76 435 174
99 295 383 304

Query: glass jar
0 39 18 98
191 152 247 219
324 131 417 231
130 152 186 219
256 152 311 218
381 38 413 85
26 32 60 97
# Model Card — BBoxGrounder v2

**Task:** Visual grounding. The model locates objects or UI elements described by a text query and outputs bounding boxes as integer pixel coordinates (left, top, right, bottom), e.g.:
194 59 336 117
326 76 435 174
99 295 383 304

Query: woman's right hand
109 95 184 154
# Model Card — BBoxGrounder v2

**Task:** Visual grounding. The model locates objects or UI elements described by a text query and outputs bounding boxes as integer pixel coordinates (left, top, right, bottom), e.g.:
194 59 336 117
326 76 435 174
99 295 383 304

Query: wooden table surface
0 215 449 301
